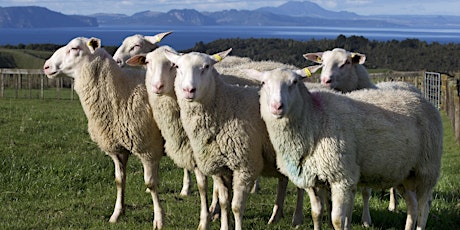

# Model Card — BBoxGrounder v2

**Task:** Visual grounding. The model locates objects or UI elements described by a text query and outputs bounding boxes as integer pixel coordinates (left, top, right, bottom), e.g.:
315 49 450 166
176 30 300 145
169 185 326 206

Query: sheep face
304 48 366 92
127 46 177 95
164 48 232 102
113 31 172 67
43 37 101 79
248 68 305 119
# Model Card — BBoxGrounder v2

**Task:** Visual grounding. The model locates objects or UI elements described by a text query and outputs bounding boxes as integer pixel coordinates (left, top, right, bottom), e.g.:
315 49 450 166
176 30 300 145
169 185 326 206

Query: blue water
1 25 460 50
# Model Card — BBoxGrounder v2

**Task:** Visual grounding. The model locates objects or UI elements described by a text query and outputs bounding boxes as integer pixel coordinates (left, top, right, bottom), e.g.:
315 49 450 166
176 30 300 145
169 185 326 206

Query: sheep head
303 48 366 92
127 46 178 95
164 48 232 102
43 37 101 79
113 31 172 67
245 68 307 119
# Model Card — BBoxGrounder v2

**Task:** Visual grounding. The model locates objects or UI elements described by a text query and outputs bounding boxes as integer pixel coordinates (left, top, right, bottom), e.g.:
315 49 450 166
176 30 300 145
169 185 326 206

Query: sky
0 0 459 16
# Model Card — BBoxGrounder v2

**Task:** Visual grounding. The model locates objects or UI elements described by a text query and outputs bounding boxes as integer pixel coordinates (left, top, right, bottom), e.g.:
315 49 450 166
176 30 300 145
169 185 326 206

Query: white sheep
303 48 422 226
126 45 213 229
246 67 443 230
43 37 165 229
163 48 305 230
113 31 172 67
112 31 199 199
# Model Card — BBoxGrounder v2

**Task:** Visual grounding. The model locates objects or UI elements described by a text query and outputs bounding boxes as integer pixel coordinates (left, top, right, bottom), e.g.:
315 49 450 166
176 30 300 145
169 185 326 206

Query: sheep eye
340 60 351 68
130 45 140 52
204 64 209 69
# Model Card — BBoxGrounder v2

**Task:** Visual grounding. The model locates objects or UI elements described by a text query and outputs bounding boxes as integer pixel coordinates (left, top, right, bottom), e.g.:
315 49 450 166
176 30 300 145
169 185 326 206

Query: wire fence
0 68 76 100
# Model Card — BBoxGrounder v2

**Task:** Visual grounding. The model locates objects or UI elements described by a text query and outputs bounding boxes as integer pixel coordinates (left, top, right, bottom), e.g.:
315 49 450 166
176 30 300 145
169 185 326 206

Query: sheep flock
43 32 443 230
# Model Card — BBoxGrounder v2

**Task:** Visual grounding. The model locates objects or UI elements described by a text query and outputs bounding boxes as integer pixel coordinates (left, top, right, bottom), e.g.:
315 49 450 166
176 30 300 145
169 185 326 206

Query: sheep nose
115 58 123 67
321 77 332 85
183 87 196 94
271 102 284 116
152 83 164 93
272 102 283 110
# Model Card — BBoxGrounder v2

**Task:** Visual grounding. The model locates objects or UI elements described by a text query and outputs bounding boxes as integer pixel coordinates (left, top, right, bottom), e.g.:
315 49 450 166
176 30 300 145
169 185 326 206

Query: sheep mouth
270 109 285 118
45 71 59 78
183 95 195 101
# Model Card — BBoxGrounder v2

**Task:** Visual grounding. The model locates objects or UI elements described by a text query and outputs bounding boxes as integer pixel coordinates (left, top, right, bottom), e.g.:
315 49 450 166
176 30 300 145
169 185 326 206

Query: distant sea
1 25 460 50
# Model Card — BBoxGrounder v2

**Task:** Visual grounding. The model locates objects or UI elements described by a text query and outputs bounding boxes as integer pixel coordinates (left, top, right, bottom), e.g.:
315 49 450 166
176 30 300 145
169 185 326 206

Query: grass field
0 99 458 229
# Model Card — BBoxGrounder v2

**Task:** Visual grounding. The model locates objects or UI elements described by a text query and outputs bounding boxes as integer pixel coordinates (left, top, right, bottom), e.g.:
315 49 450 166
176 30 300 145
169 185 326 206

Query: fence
2 68 460 142
0 68 75 100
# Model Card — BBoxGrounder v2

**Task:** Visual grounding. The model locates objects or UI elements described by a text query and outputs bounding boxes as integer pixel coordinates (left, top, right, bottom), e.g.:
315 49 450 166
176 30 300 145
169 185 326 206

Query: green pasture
0 99 458 229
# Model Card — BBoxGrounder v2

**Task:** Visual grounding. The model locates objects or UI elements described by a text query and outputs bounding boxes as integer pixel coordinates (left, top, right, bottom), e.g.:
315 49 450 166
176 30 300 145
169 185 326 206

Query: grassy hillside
0 48 53 69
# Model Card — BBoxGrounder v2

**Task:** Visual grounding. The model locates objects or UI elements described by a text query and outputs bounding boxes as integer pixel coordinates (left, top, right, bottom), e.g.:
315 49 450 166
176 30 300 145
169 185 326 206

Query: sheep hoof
362 221 371 228
180 188 191 196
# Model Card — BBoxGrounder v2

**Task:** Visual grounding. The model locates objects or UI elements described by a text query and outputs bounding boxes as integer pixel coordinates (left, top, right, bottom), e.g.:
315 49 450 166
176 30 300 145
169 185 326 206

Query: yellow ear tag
351 53 357 58
213 54 223 62
304 68 312 77
156 36 162 42
316 56 322 62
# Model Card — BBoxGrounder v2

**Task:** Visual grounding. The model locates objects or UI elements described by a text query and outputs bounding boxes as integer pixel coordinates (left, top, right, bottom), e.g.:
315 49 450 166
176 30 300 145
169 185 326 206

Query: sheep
112 32 201 199
245 67 443 230
43 37 165 229
303 48 422 226
126 45 213 229
163 48 305 230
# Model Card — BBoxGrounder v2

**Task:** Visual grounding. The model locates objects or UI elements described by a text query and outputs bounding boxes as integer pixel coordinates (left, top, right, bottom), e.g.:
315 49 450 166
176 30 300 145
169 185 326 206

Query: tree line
185 35 460 76
2 35 459 75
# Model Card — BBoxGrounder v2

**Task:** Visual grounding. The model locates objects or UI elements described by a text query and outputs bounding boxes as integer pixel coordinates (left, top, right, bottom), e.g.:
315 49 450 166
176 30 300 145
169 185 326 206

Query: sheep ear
164 49 181 65
241 68 264 83
145 31 172 44
303 52 323 64
296 65 322 78
211 48 232 63
126 54 147 66
87 37 101 52
350 52 366 64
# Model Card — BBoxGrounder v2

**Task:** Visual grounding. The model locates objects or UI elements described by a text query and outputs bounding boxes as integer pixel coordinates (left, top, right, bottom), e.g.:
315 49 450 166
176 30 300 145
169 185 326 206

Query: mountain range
0 6 97 28
1 1 460 28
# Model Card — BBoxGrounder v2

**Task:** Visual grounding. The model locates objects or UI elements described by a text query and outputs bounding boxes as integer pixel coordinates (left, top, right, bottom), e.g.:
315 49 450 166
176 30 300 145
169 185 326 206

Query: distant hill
0 6 97 28
93 1 460 28
256 1 360 19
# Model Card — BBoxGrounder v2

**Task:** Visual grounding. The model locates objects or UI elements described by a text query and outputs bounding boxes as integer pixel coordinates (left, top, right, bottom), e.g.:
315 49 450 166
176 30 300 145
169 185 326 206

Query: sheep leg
214 176 230 230
416 188 433 230
403 189 418 230
361 187 372 227
292 187 305 228
388 187 399 212
330 183 355 230
194 168 210 230
180 168 192 196
268 176 287 224
232 173 252 230
141 158 164 229
108 153 129 223
306 187 326 230
209 176 221 221
251 178 260 193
